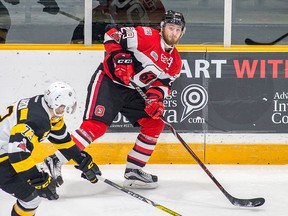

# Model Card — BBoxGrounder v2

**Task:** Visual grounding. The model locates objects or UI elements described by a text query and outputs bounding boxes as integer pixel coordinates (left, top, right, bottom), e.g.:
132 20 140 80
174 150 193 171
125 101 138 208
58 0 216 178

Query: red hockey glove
144 95 164 119
113 53 135 85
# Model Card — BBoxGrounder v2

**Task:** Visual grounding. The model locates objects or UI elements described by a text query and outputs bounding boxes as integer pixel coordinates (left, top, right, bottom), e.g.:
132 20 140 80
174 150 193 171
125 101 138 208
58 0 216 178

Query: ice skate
44 154 64 187
124 168 158 189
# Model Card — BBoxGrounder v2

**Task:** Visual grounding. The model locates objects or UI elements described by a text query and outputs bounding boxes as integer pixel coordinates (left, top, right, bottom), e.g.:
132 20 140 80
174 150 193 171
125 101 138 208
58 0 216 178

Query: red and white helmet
44 81 77 117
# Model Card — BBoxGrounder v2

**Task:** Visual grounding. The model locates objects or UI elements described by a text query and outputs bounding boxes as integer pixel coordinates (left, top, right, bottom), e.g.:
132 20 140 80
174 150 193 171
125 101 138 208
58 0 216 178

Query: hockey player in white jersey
45 10 185 189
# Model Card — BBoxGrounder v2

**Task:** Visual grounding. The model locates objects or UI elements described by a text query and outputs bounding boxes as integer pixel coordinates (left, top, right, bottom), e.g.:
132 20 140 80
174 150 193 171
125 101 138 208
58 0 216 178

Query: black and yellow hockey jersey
0 95 82 181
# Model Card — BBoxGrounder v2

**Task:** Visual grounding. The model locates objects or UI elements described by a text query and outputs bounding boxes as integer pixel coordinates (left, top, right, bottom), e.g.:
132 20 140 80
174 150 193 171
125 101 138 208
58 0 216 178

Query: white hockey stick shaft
97 175 182 216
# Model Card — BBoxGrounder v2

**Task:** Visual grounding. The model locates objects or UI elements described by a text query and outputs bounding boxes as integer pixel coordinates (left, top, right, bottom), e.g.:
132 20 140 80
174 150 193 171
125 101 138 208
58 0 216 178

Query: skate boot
44 154 64 187
124 168 158 189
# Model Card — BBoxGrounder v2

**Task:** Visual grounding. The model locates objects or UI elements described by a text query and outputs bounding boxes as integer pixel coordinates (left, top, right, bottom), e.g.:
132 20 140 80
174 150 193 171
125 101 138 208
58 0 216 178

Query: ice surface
1 164 287 216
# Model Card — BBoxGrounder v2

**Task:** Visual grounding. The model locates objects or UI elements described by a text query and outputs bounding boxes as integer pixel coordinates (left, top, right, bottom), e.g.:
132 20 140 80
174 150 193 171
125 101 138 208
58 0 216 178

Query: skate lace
55 159 60 167
138 169 151 178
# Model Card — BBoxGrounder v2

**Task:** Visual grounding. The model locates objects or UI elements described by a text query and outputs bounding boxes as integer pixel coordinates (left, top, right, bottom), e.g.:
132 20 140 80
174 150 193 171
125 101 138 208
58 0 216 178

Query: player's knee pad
80 119 108 140
72 120 108 150
138 117 165 138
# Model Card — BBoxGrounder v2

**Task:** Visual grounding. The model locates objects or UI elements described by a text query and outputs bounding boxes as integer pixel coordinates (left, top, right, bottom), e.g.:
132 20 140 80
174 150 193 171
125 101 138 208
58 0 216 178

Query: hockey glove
113 53 135 85
144 94 164 119
75 151 102 183
30 172 59 200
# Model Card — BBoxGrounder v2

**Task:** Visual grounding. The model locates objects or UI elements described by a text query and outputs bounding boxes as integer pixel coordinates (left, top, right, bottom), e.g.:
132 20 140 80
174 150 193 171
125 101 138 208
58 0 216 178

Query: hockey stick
59 10 83 22
245 33 288 45
97 176 182 216
130 80 265 207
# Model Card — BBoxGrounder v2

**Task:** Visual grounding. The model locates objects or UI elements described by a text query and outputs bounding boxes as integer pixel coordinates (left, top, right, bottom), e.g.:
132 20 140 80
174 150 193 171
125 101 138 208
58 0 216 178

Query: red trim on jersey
105 42 122 55
89 71 104 119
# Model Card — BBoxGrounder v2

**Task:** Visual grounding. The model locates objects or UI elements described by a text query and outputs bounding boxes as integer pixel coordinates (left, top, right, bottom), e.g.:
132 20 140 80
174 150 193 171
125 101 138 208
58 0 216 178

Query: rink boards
32 133 288 165
1 44 288 165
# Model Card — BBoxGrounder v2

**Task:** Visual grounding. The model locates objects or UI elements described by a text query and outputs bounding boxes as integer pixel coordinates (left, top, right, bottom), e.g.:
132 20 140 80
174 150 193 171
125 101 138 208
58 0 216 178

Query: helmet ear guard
161 10 186 36
44 81 77 117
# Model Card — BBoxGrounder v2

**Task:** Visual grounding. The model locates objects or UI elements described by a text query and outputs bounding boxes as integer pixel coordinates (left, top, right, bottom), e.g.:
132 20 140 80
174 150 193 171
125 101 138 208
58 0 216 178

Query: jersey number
139 72 157 84
0 106 13 123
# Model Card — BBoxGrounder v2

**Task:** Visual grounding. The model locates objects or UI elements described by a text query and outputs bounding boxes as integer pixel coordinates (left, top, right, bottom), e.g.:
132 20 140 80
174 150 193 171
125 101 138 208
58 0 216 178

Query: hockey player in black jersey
0 81 101 216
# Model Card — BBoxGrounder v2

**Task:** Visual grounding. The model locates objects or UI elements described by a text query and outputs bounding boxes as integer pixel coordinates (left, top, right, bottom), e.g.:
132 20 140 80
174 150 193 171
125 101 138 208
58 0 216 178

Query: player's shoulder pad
136 26 159 37
22 95 51 135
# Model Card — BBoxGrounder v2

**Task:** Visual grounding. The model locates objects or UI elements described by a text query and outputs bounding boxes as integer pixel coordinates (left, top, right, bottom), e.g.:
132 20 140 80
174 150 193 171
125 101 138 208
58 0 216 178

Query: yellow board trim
206 144 288 165
1 44 287 52
31 142 288 165
0 44 104 50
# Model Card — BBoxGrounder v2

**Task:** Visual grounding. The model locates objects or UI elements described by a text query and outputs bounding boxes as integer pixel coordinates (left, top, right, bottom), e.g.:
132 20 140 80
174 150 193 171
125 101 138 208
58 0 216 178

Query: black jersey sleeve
8 96 51 181
48 117 83 163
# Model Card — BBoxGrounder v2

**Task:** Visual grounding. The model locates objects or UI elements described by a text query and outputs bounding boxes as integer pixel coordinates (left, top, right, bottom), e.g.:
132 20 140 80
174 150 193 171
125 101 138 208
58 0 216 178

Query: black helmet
161 10 185 31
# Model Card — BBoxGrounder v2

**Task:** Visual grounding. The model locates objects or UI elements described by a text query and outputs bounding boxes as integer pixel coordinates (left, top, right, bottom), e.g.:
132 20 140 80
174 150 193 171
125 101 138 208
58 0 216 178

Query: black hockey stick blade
245 33 288 45
229 196 265 207
129 80 265 208
222 188 265 207
97 176 182 216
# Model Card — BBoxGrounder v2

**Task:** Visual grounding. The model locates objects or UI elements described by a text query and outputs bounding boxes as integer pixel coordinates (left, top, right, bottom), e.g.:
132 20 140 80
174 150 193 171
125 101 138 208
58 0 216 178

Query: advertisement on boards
109 52 288 133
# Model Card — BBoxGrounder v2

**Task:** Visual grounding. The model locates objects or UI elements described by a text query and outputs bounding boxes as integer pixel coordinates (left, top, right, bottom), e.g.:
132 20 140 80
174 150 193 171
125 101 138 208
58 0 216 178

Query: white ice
1 164 287 216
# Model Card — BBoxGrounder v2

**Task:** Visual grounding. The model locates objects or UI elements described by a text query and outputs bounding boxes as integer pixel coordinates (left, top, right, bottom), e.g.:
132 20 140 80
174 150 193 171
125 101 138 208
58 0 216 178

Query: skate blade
123 179 158 189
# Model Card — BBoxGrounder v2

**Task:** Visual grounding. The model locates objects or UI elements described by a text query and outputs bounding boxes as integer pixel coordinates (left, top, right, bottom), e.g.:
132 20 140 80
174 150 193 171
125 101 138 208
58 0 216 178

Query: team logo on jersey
180 84 208 122
95 105 105 117
111 32 122 43
161 54 173 69
21 125 35 141
17 138 28 152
